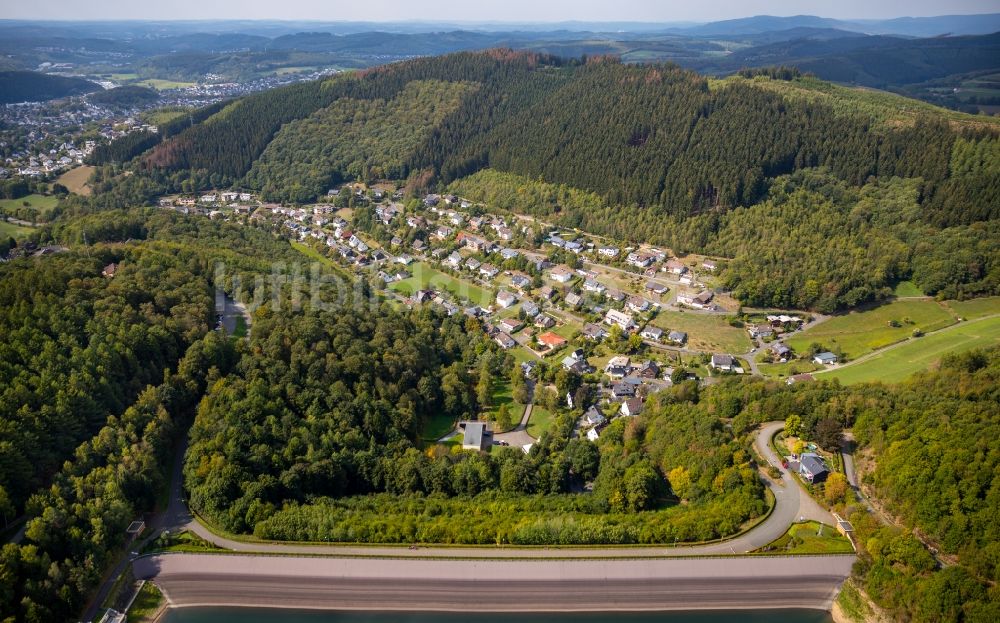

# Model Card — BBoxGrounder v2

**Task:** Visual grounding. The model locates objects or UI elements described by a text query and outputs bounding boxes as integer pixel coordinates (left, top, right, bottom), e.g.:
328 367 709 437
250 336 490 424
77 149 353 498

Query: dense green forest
0 247 212 514
0 70 99 104
451 168 999 310
186 306 765 542
245 79 479 202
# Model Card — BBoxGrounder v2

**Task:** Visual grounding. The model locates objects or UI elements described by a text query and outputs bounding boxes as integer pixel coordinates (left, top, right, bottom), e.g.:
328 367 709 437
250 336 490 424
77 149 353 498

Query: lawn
787 299 956 360
56 165 94 196
231 315 248 338
0 194 59 220
422 414 457 441
136 78 196 90
390 262 494 308
758 359 822 378
127 582 163 622
483 379 518 430
944 296 1000 321
756 521 854 554
892 280 924 297
648 310 751 354
0 221 35 239
526 405 555 438
820 315 1000 385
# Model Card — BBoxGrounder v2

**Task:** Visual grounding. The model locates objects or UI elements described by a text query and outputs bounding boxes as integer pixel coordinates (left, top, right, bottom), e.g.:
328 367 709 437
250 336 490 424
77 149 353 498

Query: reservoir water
161 608 834 623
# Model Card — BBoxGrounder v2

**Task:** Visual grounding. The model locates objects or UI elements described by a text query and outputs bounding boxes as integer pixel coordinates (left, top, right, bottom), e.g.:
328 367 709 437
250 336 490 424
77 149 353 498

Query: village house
640 326 663 341
564 292 583 309
535 314 556 329
407 215 427 229
496 290 518 308
522 300 540 318
510 273 531 290
606 288 625 302
611 382 636 399
668 330 688 345
605 309 636 331
797 453 830 483
620 397 644 417
702 259 717 271
665 259 688 275
434 226 453 240
583 405 607 429
605 355 632 379
479 264 500 279
537 331 568 350
770 342 792 362
645 282 668 296
444 252 462 268
677 290 715 309
102 263 118 278
499 317 524 334
597 245 619 258
627 296 651 313
748 325 774 340
582 323 608 341
499 248 520 261
538 285 555 300
626 251 655 268
465 257 482 271
711 354 735 371
635 361 660 380
583 278 606 293
549 265 575 283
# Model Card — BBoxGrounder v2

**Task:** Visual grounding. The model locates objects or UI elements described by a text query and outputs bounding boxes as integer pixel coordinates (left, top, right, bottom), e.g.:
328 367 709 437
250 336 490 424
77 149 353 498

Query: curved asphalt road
169 421 833 558
86 422 847 620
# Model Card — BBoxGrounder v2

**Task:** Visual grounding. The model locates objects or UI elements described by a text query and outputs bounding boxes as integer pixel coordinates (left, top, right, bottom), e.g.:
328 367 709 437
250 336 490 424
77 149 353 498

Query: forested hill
0 70 100 104
140 51 997 220
121 50 999 310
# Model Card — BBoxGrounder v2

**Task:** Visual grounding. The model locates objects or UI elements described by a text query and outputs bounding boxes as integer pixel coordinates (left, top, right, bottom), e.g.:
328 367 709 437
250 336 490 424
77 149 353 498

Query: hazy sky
2 0 997 22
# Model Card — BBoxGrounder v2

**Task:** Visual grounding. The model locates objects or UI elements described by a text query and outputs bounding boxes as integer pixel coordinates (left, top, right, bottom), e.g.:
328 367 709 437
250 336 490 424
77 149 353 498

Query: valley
0 13 998 623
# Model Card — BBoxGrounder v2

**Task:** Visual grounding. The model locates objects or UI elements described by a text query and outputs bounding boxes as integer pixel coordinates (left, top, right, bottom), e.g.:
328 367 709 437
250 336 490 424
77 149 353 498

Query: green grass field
944 296 1000 321
136 78 196 90
758 359 823 378
892 281 924 297
526 405 555 438
484 379 517 430
757 521 855 554
127 582 163 622
390 262 494 308
422 414 457 441
0 194 59 220
649 310 751 354
787 299 957 360
819 315 1000 385
0 221 35 239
